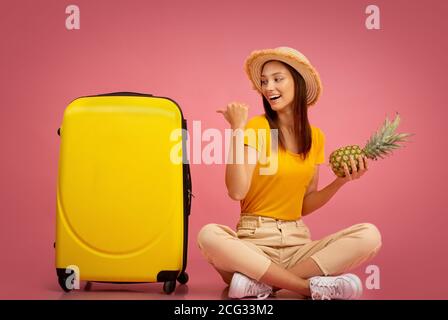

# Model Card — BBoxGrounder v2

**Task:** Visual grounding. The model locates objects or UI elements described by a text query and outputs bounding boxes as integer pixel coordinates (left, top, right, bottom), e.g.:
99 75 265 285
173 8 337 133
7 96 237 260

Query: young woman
197 47 382 300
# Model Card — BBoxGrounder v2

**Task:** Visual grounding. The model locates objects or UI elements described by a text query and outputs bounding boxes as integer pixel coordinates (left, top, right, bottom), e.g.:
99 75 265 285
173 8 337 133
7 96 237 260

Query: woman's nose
266 80 276 91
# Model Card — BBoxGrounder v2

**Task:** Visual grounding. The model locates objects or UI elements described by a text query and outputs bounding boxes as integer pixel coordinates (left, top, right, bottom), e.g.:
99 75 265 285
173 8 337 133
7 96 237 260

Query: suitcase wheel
163 280 176 294
177 272 189 285
84 281 93 291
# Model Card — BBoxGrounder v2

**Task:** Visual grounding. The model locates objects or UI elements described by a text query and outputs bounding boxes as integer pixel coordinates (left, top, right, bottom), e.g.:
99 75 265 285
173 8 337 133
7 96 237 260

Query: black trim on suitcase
181 118 192 276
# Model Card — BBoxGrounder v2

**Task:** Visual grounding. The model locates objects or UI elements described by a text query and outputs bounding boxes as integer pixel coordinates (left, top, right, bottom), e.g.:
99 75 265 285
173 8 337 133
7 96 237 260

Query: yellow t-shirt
241 114 326 220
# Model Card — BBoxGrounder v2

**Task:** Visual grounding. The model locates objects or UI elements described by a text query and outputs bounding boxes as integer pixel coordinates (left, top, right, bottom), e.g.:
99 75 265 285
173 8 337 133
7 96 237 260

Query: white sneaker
309 273 363 300
228 272 273 299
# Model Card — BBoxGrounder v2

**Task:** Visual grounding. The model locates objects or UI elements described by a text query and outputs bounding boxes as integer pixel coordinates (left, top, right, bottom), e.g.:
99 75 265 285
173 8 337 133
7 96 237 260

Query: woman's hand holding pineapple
336 155 369 184
330 113 412 184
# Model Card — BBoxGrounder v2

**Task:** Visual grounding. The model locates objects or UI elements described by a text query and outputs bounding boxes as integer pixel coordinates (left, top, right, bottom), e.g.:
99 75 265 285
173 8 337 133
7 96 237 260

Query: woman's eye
261 78 282 85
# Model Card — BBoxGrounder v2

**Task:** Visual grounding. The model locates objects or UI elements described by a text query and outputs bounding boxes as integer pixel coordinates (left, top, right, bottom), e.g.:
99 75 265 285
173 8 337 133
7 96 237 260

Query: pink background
1 0 447 299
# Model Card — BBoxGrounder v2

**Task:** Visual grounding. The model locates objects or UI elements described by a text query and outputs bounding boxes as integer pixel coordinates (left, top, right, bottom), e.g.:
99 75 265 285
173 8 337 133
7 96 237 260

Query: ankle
296 279 311 297
305 279 310 289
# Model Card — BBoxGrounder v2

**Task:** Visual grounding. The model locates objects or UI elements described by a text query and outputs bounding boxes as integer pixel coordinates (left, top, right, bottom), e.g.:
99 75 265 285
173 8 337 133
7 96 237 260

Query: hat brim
244 48 322 107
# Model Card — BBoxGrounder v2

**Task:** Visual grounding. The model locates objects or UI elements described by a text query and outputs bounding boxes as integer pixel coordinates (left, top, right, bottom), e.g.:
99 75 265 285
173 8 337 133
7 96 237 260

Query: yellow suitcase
54 92 192 294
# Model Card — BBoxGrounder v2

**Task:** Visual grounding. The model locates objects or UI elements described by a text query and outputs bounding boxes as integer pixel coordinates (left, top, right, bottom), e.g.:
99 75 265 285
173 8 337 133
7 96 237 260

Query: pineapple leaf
361 113 413 161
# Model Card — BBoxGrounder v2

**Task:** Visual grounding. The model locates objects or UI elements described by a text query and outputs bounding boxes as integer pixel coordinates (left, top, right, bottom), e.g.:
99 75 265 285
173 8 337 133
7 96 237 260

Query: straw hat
244 47 323 107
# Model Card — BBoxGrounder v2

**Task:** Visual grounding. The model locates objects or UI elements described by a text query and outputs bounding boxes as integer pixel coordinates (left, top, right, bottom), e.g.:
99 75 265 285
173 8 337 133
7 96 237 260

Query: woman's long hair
262 61 312 161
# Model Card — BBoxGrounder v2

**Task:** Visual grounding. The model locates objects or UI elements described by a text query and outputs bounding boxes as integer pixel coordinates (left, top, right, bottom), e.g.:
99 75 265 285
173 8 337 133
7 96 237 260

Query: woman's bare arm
302 155 370 216
217 102 257 200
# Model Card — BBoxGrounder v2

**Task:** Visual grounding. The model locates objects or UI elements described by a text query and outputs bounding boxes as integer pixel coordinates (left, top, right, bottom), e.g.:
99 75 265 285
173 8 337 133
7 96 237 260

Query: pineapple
329 113 413 178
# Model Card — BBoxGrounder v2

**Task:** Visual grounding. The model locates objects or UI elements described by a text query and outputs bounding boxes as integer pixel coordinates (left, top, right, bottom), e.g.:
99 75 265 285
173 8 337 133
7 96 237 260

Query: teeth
269 95 280 100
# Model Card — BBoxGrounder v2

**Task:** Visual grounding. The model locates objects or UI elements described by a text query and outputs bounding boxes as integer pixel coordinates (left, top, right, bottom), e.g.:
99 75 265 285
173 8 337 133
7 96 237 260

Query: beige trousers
197 215 382 282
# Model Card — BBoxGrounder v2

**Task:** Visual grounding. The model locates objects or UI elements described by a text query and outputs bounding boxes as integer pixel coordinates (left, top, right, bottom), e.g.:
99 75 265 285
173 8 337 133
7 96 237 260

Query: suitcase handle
93 92 153 97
